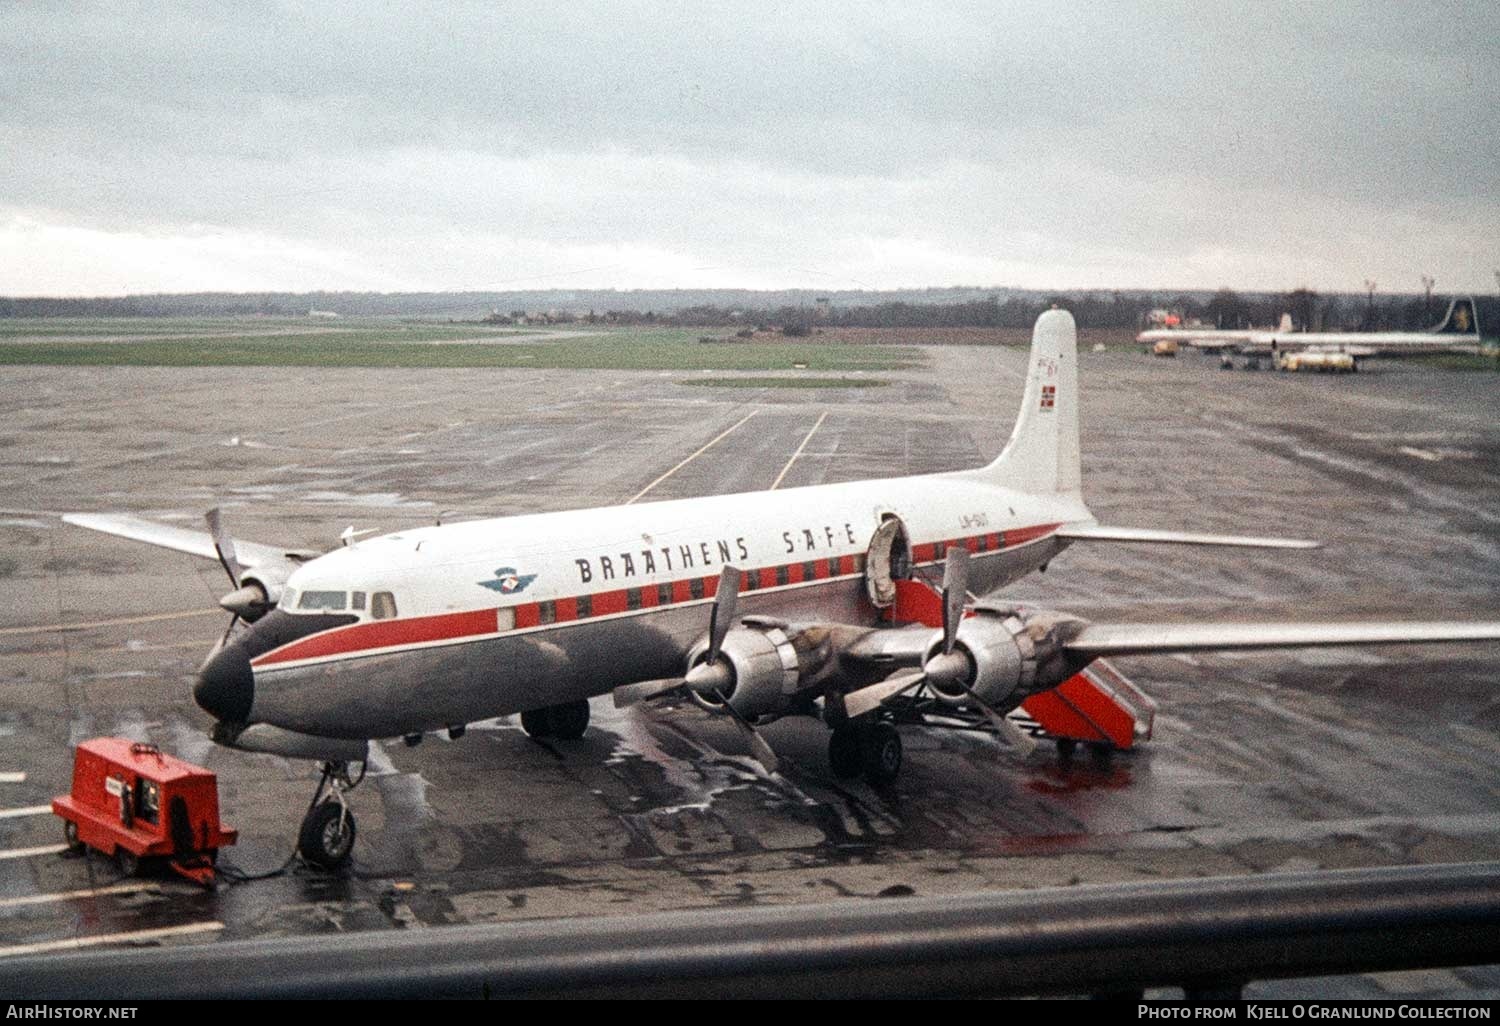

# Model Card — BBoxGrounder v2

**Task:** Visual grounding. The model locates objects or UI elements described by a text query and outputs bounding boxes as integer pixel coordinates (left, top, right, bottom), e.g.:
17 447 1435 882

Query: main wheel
859 722 903 784
298 800 357 870
828 726 861 779
519 707 553 739
549 700 591 740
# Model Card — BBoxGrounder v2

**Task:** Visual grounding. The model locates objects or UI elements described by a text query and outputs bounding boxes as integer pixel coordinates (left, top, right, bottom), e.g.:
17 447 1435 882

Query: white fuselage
243 471 1091 738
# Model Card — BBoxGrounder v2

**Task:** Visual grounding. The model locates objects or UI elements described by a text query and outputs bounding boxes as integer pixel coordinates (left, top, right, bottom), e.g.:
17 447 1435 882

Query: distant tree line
2 288 1492 336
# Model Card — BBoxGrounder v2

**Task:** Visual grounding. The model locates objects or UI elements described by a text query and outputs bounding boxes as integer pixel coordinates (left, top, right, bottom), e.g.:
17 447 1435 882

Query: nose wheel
298 761 364 870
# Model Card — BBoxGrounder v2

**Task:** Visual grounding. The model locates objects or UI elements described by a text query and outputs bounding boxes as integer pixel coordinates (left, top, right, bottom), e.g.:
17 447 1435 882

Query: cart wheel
298 800 357 870
62 819 83 853
859 723 903 785
115 848 140 877
519 707 552 739
827 726 861 779
549 700 591 740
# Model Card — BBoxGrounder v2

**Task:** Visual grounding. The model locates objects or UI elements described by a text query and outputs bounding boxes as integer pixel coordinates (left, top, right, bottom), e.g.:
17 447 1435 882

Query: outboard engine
922 606 1088 711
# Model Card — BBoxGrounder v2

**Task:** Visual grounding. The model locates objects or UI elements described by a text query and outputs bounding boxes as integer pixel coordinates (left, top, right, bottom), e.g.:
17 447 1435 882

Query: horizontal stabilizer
1057 524 1319 550
1066 621 1500 659
63 513 313 568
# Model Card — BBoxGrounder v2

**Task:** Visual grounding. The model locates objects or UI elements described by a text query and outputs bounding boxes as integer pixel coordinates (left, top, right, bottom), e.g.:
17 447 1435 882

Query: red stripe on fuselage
251 607 499 667
250 523 1063 668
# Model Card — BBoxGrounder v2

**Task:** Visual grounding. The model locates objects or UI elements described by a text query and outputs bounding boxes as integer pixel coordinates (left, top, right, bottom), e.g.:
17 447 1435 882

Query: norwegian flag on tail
1039 384 1056 411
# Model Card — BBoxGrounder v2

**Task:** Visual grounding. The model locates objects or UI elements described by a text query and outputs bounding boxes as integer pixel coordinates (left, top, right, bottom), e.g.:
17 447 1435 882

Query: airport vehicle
64 310 1500 868
52 738 237 885
1277 350 1356 374
1139 299 1482 365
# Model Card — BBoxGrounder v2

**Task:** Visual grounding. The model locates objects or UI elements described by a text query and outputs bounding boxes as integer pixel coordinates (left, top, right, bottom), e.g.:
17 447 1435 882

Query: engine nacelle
923 607 1088 711
685 624 802 720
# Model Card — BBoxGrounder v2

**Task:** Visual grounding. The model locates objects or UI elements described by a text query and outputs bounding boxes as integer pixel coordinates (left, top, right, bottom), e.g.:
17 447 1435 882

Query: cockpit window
351 591 366 611
371 592 398 620
299 590 349 612
281 587 298 609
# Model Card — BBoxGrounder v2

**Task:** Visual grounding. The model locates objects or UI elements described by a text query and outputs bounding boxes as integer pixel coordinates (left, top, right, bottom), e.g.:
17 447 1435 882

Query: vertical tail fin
970 309 1081 498
1432 297 1479 335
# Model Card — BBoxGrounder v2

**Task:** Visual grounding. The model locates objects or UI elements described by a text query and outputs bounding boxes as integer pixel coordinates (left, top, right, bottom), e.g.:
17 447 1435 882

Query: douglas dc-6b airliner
66 310 1500 867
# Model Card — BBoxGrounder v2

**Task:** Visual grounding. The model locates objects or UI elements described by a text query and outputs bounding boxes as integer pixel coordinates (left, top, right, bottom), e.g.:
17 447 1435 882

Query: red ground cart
52 738 237 886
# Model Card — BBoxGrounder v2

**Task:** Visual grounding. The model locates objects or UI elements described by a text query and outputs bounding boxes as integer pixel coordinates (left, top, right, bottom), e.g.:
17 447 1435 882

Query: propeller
205 508 269 647
612 565 778 774
841 546 1032 752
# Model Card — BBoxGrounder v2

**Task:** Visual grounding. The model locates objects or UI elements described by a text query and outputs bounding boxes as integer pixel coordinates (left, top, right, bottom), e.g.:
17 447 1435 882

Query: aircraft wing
62 513 315 569
1065 621 1500 658
1057 524 1319 549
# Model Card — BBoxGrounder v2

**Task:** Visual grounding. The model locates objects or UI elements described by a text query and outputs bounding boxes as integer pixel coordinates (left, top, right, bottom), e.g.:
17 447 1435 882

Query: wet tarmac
1 341 1497 997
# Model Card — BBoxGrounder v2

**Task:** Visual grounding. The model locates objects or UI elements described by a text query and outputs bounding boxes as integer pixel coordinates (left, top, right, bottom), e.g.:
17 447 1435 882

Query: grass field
0 320 920 372
1400 351 1500 372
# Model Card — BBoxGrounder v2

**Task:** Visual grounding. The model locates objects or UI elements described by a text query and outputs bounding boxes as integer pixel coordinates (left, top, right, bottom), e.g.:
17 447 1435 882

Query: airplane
1136 313 1293 349
64 309 1500 869
1137 298 1484 366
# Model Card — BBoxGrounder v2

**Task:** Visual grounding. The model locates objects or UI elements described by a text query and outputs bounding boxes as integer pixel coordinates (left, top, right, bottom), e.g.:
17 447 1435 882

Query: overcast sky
2 2 1497 297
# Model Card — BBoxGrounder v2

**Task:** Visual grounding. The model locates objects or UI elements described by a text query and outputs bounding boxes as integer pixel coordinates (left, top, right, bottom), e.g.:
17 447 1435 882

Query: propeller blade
844 668 925 719
707 564 741 663
964 686 1038 758
204 508 244 588
613 678 685 708
216 613 241 652
941 546 969 655
716 695 779 774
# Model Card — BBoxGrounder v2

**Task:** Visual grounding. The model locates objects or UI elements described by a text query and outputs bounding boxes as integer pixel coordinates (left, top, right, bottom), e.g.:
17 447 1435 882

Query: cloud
3 1 1497 295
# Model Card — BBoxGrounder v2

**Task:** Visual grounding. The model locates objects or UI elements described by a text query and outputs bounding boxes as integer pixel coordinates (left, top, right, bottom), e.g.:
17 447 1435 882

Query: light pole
1364 279 1377 329
1421 275 1435 323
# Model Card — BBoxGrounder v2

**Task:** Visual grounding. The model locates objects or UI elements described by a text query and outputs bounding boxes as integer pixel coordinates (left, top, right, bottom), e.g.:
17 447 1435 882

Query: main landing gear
827 720 903 785
520 699 591 741
298 760 364 870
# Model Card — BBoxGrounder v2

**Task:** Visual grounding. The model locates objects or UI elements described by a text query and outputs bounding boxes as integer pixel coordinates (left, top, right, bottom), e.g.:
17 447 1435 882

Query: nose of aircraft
195 642 254 723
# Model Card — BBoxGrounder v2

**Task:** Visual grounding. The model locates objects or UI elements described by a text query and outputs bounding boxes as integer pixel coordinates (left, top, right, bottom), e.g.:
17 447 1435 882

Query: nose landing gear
298 760 365 870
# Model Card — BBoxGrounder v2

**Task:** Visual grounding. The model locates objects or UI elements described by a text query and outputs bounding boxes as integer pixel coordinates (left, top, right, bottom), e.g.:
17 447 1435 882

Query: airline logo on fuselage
479 567 538 594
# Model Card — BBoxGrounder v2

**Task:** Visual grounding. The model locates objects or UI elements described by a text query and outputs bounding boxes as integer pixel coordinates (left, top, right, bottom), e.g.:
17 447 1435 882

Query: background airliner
1136 297 1483 359
66 310 1500 867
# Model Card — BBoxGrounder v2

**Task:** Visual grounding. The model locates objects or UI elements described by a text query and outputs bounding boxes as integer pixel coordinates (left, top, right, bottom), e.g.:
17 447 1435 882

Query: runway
1 340 1497 997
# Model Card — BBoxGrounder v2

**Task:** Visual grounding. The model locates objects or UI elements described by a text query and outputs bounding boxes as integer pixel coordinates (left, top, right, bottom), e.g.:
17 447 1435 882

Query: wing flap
1066 621 1500 658
1058 524 1319 550
63 513 312 569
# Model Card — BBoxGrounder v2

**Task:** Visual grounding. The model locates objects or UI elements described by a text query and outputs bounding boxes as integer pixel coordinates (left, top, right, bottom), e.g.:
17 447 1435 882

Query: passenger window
371 592 398 620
